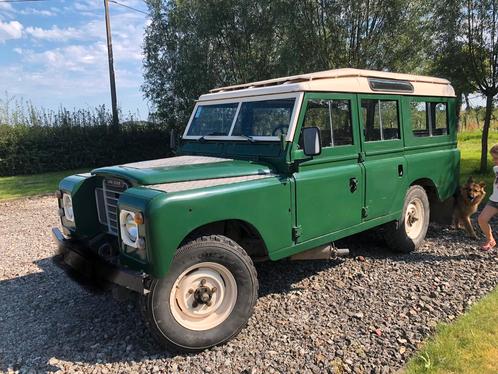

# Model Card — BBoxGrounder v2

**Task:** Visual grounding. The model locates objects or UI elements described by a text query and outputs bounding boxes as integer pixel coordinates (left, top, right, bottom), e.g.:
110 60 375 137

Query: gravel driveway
1 196 497 373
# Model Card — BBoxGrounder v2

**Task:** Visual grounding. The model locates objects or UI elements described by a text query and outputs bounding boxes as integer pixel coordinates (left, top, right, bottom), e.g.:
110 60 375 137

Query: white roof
198 68 455 101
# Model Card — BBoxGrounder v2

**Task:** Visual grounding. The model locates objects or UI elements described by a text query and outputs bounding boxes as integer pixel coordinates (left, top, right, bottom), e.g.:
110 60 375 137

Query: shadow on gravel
256 259 344 297
0 258 196 372
334 225 488 262
255 224 487 297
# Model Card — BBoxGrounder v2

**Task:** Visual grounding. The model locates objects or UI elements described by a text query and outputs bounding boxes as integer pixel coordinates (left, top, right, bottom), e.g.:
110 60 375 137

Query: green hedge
0 122 173 176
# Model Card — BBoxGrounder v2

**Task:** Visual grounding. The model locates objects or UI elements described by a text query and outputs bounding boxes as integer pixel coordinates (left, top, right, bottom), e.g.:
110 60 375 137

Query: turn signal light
134 212 144 225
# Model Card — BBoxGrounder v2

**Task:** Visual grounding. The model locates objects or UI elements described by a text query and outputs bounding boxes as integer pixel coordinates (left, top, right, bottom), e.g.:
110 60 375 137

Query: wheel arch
410 178 440 205
179 219 269 260
410 178 455 224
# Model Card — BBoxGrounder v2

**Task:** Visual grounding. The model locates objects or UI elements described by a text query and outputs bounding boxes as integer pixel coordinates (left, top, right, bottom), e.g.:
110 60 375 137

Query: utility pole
104 0 119 127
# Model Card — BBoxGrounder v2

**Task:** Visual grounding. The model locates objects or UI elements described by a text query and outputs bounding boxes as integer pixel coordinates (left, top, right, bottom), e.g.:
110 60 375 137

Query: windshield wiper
197 132 225 142
238 134 255 143
197 133 255 143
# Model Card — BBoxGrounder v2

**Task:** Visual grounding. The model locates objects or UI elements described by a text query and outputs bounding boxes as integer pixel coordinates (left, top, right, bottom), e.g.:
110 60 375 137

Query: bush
0 103 173 176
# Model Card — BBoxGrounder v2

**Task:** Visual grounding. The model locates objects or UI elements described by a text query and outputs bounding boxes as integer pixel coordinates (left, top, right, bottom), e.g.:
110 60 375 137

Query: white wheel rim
405 198 424 239
169 262 237 331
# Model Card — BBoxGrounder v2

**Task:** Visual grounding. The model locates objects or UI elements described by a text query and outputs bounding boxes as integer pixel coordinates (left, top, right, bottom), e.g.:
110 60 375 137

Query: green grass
458 130 498 189
0 168 90 201
405 130 498 374
405 287 498 374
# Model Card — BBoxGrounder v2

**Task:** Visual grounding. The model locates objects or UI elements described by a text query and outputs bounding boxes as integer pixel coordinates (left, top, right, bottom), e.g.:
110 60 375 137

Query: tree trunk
464 94 471 130
455 92 462 132
480 94 494 173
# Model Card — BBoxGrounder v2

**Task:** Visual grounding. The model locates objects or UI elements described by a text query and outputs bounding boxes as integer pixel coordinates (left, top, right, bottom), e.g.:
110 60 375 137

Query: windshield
186 98 296 139
187 103 238 136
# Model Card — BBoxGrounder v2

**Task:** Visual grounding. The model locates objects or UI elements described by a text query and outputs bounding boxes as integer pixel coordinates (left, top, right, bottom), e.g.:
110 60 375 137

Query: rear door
358 94 407 219
293 93 364 242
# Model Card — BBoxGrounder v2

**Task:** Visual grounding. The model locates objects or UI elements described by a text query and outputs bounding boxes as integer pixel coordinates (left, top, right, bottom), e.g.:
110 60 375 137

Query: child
478 144 498 251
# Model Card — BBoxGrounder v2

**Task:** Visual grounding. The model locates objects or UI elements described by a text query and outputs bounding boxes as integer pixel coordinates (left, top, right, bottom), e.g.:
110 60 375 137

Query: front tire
384 185 430 253
140 235 258 351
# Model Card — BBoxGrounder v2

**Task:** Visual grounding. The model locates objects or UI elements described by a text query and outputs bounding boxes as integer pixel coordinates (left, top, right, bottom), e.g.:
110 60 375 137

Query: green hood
92 155 273 185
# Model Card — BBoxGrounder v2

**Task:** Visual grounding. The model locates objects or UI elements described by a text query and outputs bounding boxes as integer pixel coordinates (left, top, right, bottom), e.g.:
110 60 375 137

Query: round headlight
124 212 138 242
62 193 74 222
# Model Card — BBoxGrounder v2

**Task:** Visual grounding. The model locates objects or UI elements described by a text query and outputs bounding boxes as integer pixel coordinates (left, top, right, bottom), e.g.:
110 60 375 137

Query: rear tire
384 185 430 253
140 235 258 352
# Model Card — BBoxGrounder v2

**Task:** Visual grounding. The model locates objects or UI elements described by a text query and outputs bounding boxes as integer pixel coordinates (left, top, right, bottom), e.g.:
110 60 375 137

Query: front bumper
52 228 149 294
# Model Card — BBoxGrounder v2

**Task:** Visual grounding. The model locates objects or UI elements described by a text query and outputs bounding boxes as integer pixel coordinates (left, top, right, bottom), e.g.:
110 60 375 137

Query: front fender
145 176 292 278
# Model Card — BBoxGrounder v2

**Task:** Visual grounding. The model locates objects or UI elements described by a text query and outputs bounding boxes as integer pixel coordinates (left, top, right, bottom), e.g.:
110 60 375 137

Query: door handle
349 177 358 193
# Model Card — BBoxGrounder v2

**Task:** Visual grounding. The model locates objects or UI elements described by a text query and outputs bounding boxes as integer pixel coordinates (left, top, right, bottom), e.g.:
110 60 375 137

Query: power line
0 0 149 17
0 0 48 3
109 0 148 16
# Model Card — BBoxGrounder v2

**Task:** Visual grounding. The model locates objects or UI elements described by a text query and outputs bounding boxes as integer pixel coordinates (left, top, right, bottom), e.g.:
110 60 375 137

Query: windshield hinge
292 225 302 241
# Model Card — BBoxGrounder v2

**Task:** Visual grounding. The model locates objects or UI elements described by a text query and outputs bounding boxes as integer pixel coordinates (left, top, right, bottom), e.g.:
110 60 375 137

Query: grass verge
404 287 498 373
458 130 498 188
405 130 498 373
0 168 90 201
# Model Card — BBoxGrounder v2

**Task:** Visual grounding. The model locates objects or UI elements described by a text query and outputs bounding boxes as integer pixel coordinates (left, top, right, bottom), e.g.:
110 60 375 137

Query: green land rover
53 68 459 351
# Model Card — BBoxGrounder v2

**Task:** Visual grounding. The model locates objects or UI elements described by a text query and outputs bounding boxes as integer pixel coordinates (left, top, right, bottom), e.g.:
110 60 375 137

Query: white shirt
490 165 498 202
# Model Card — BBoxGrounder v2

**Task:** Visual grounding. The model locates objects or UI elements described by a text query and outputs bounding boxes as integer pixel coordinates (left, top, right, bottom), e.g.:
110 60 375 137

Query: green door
357 94 407 220
293 93 364 243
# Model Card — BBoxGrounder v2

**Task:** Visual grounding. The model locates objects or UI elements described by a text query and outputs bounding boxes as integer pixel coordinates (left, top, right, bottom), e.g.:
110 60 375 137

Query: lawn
405 130 498 374
457 130 498 188
405 287 498 374
0 168 90 201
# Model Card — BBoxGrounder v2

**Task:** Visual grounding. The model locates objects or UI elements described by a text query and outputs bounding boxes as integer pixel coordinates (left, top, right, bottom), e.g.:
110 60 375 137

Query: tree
143 0 284 130
429 0 475 125
142 0 428 130
463 0 498 172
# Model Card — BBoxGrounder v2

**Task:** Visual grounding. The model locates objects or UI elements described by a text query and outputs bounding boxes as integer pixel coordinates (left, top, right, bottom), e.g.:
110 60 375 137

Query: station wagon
53 68 459 351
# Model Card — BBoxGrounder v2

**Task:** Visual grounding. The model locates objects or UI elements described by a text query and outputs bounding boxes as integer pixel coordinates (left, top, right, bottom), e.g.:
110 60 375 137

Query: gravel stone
1 196 497 373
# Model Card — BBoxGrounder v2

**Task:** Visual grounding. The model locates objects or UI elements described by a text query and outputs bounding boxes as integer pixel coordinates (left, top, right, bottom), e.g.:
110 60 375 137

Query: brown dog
453 177 486 239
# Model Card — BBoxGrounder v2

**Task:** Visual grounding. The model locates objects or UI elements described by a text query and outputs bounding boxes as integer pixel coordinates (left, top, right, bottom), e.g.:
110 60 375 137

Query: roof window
368 78 414 93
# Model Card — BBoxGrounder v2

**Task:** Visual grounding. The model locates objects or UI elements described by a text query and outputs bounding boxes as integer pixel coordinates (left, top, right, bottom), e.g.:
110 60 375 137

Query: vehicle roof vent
368 78 414 93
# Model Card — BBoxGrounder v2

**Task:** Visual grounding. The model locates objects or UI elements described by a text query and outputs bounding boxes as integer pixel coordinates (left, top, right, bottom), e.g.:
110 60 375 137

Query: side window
302 100 332 146
330 100 353 146
410 101 448 137
361 99 400 141
432 102 448 135
300 99 353 148
410 102 429 136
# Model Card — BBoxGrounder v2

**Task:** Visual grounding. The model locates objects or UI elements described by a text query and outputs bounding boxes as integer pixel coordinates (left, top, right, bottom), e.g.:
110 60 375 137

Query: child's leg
478 205 498 244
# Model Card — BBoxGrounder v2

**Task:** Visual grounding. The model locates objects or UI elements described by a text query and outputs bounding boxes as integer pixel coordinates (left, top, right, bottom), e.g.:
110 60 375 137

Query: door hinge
292 225 302 240
361 206 368 218
358 151 365 163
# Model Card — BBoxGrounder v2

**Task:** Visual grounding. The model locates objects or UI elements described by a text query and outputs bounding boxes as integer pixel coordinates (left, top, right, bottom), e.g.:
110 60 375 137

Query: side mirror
302 127 321 156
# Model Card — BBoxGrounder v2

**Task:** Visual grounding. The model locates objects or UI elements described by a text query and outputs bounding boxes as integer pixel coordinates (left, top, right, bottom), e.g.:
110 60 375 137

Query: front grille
95 178 128 235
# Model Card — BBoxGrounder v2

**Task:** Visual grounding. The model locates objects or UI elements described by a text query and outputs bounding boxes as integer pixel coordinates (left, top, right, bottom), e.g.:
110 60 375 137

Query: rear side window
361 99 400 141
300 99 353 148
410 101 448 137
432 103 448 135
